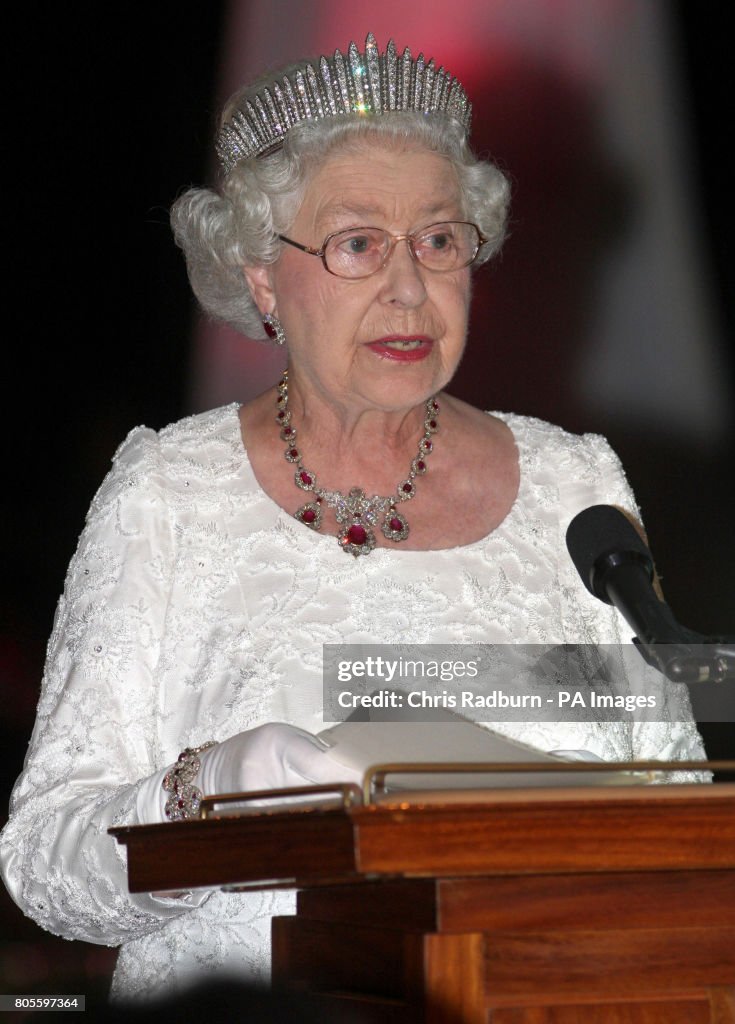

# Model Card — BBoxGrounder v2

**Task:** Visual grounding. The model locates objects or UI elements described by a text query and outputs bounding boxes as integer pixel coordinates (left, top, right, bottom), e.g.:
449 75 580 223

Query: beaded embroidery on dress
0 404 706 1003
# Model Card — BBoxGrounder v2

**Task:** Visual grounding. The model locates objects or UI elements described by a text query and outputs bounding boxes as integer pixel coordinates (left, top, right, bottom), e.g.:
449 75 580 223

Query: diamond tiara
215 33 472 174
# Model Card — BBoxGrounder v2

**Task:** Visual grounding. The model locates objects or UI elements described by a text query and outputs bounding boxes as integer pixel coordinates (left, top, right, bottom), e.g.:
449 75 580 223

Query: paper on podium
317 718 646 791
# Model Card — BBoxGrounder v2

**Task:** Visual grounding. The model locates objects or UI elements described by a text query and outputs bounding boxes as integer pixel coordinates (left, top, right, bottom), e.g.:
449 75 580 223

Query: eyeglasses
278 221 488 279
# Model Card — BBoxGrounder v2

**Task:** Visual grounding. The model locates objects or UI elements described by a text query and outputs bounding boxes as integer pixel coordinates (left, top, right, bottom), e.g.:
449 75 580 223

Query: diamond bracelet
162 742 216 821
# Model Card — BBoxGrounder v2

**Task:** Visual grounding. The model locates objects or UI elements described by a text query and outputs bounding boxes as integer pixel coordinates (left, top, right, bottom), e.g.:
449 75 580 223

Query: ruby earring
263 312 286 346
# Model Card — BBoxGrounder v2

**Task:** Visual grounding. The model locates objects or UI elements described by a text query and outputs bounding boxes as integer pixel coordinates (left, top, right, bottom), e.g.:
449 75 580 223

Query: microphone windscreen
566 505 652 597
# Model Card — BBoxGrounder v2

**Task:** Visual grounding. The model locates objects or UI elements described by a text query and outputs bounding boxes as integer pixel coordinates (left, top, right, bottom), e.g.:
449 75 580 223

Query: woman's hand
197 722 361 796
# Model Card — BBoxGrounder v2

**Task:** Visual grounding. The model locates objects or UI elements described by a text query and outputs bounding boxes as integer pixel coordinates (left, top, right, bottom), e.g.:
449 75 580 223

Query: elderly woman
0 34 705 1002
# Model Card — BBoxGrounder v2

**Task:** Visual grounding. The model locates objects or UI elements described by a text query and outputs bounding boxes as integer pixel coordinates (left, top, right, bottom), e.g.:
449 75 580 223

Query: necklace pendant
339 517 377 556
334 488 378 555
382 507 409 542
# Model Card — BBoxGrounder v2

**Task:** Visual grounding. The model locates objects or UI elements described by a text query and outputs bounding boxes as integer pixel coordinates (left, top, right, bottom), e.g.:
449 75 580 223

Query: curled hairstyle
171 86 511 340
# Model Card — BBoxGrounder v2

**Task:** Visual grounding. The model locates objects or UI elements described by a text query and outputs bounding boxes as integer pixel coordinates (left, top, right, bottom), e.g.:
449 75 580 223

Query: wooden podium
112 783 735 1023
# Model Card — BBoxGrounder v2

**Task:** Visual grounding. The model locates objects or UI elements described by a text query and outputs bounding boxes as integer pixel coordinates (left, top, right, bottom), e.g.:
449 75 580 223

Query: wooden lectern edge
108 779 735 841
109 782 735 894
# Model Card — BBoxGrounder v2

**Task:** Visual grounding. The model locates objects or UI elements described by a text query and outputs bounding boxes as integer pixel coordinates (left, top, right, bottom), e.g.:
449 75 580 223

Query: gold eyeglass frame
277 221 488 279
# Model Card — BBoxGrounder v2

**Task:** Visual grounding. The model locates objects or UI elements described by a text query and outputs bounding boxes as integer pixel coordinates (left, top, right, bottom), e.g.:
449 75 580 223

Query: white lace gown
0 404 706 1001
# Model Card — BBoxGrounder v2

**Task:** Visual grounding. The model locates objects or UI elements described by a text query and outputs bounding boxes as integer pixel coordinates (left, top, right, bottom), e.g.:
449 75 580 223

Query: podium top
110 783 735 895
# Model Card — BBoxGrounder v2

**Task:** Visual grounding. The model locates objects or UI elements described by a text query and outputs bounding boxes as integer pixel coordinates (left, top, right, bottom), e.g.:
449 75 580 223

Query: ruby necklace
275 371 439 556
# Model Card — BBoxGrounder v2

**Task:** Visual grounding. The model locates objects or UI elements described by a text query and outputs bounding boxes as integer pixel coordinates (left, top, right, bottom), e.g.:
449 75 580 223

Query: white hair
171 111 510 339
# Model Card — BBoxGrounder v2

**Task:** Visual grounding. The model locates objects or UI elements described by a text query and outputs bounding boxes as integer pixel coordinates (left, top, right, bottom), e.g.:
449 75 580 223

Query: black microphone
565 505 684 645
565 505 734 682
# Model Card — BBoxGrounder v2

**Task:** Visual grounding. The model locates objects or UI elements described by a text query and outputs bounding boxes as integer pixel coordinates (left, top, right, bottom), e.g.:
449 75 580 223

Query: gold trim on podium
362 759 735 802
199 782 363 818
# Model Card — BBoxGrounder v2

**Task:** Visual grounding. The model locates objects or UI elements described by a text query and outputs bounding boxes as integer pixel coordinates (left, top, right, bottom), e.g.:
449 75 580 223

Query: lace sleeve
631 685 710 782
0 426 207 946
555 429 641 528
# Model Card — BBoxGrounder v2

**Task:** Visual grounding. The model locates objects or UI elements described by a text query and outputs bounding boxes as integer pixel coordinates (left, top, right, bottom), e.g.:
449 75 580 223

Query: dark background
2 3 732 1007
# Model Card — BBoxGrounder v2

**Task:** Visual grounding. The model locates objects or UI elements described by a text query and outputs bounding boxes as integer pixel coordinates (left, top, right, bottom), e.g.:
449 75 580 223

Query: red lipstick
366 335 434 362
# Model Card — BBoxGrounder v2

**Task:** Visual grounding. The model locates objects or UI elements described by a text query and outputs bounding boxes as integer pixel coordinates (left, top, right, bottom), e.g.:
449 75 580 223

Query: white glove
136 723 362 826
197 722 362 797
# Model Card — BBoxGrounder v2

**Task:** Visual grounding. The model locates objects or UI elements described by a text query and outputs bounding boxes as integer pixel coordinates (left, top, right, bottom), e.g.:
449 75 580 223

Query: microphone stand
634 635 735 684
583 548 734 683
